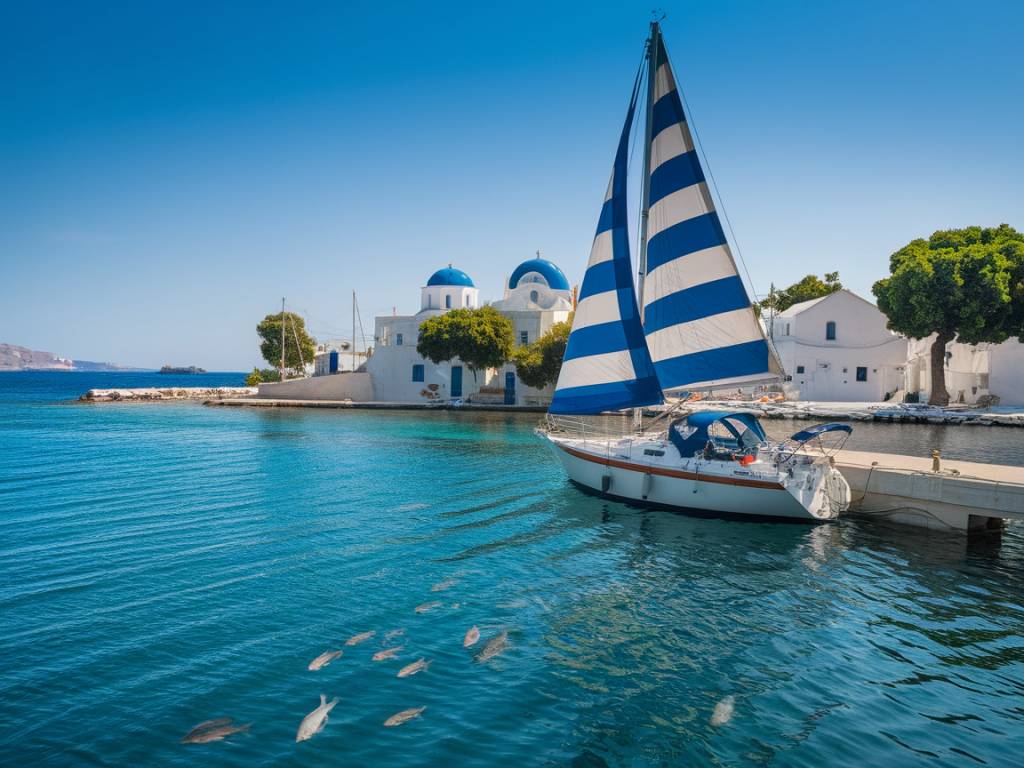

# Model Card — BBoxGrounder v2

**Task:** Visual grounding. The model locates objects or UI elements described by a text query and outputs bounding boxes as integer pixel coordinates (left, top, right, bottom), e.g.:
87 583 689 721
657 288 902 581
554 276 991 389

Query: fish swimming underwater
710 696 735 726
476 630 508 663
415 602 442 614
384 706 426 727
463 626 480 648
397 658 431 678
296 694 338 742
373 646 404 661
346 631 376 646
181 718 251 744
308 650 343 671
383 628 405 643
431 578 458 592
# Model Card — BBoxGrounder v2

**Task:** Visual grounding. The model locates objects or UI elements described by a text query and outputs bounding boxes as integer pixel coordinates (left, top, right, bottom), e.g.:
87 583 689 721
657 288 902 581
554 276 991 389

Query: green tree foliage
872 225 1024 405
417 306 515 380
245 367 281 386
759 272 842 314
512 317 572 389
256 311 316 376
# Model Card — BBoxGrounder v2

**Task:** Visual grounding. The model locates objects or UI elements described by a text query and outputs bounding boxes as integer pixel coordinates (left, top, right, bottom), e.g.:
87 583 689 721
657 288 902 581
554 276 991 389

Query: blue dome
509 258 570 291
427 266 475 287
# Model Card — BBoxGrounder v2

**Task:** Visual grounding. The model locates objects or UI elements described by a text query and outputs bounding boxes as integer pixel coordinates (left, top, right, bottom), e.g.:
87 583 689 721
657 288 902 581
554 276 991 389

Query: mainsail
548 23 779 416
640 27 780 391
548 76 663 416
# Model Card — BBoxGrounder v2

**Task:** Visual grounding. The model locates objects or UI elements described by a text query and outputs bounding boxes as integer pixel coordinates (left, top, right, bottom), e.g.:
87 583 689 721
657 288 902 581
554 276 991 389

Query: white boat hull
546 436 849 522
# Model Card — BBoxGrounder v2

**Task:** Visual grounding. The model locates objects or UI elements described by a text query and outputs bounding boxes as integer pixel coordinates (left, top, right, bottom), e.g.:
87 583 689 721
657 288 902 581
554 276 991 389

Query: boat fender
601 474 612 493
641 473 653 500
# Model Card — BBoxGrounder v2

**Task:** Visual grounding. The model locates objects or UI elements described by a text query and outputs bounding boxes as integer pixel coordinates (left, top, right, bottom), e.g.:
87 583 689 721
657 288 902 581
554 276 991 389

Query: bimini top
508 258 570 291
669 411 767 458
789 423 852 443
427 266 475 288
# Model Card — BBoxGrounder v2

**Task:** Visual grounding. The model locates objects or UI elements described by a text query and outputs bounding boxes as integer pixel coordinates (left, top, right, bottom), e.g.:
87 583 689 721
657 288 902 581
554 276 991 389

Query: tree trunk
928 331 952 406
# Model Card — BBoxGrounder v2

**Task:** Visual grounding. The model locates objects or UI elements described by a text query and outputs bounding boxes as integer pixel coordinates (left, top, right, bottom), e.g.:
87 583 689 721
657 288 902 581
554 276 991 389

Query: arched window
530 290 539 304
825 321 836 341
464 294 469 307
445 294 452 309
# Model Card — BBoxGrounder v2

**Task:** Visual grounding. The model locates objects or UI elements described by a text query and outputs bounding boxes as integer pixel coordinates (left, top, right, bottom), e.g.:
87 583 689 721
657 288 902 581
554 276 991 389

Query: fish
463 626 480 648
397 658 431 678
373 646 404 661
383 628 405 643
383 706 426 727
296 694 338 742
476 630 508 663
345 631 376 646
710 695 735 726
431 578 458 592
181 718 251 744
415 601 442 614
307 650 343 671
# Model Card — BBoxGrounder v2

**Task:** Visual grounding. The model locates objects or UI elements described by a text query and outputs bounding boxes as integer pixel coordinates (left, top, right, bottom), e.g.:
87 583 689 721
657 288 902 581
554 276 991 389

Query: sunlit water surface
2 372 1023 766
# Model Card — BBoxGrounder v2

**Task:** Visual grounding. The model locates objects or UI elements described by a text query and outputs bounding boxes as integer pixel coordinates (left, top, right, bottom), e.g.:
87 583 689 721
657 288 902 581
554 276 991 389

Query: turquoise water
2 372 1024 766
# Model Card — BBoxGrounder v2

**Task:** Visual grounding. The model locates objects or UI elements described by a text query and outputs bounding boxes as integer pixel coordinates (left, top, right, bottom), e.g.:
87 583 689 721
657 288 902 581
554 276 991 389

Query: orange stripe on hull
556 442 786 492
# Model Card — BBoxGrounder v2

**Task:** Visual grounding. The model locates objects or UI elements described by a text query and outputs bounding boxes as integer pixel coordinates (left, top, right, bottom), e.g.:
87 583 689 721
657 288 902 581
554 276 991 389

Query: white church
367 258 573 404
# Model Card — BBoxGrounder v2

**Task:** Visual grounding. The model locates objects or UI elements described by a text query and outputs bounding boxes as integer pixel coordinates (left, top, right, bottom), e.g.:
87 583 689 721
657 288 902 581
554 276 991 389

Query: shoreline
74 387 1024 426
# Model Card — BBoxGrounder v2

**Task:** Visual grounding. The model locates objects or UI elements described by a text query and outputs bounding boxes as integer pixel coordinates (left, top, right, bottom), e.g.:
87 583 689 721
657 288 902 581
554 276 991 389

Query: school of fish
181 572 514 748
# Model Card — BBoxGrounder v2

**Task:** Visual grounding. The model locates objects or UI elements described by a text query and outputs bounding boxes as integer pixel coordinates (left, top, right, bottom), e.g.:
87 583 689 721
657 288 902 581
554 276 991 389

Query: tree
257 311 316 377
512 317 572 389
417 306 514 381
245 367 281 386
760 273 843 314
872 225 1023 405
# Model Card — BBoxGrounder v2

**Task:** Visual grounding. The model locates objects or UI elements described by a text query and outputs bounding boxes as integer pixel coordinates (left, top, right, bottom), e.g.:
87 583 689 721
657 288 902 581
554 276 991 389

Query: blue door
504 371 516 405
451 366 463 398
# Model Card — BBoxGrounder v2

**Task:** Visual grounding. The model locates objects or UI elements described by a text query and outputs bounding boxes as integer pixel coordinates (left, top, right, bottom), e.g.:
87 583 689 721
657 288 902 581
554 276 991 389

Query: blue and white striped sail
549 83 663 416
641 29 781 391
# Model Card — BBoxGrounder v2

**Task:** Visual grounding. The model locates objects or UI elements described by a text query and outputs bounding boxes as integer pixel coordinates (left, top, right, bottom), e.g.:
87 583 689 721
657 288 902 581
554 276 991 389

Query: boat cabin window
826 321 836 341
643 448 665 457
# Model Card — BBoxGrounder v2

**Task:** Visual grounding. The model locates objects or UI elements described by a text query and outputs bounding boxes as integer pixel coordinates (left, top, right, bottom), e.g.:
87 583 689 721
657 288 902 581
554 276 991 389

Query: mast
280 297 286 380
636 21 658 318
352 290 357 371
633 21 659 431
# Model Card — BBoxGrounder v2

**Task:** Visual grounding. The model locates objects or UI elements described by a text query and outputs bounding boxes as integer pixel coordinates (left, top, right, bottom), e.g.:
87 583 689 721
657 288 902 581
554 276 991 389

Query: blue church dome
427 266 475 287
509 258 570 291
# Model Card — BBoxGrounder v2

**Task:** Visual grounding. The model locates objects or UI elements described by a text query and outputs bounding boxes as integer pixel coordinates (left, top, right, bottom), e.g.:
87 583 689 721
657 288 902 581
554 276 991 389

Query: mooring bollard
932 449 941 473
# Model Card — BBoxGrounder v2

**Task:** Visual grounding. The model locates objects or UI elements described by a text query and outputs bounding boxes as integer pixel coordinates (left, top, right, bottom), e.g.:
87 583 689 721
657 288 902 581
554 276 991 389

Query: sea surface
2 371 1023 767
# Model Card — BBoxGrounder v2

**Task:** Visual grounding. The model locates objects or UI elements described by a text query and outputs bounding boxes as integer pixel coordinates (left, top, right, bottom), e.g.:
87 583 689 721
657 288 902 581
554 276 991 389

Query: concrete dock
206 397 548 413
833 449 1024 531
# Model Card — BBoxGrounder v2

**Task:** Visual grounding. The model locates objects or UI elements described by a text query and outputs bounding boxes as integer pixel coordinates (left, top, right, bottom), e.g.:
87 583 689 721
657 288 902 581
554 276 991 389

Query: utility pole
280 297 286 380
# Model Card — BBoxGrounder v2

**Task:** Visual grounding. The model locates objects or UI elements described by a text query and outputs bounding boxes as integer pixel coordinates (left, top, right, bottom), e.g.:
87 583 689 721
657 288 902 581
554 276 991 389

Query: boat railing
543 414 636 446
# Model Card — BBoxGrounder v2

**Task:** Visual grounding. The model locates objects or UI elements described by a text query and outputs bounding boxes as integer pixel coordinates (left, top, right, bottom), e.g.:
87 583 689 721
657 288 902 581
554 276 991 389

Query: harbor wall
833 449 1024 531
257 372 373 401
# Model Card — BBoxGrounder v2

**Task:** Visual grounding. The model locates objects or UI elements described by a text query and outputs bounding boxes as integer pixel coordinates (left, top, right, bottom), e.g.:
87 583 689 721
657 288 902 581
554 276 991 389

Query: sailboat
540 22 852 522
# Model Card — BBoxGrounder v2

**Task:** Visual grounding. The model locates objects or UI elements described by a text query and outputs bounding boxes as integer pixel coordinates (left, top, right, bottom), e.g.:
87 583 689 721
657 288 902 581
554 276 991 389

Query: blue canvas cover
669 411 767 458
789 423 853 443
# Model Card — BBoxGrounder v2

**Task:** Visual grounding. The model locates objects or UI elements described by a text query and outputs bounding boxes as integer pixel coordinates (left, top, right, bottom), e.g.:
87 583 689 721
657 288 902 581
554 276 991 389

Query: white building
364 258 574 405
313 340 369 376
905 336 1024 406
769 289 907 402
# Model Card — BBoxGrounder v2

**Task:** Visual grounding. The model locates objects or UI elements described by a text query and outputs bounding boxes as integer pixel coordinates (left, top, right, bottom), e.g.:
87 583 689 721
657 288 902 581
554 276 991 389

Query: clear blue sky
2 0 1021 370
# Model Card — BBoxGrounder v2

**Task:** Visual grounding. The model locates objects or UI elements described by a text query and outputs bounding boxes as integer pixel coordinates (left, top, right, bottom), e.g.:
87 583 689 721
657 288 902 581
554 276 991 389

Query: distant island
159 365 207 374
0 343 148 372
